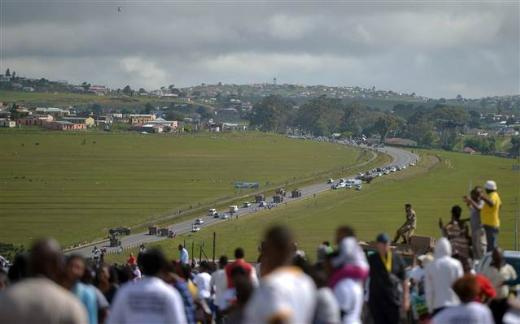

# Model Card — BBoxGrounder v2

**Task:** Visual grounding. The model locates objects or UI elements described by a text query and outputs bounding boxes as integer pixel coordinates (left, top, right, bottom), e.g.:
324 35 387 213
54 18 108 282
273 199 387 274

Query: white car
355 184 362 191
208 208 218 217
219 213 229 219
259 201 267 207
333 182 346 189
243 202 252 208
191 225 200 232
194 218 204 225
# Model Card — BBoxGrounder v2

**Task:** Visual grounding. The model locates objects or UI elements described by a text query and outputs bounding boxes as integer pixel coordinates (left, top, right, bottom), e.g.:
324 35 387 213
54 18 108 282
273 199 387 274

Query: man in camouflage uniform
393 203 416 244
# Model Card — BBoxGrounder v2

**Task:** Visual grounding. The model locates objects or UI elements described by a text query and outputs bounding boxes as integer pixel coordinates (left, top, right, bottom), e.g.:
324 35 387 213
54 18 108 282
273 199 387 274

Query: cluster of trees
249 95 474 149
463 137 497 154
248 95 399 141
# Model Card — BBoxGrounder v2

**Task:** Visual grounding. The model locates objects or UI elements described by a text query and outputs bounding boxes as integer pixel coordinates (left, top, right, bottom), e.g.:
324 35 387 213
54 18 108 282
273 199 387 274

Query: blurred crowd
0 179 519 324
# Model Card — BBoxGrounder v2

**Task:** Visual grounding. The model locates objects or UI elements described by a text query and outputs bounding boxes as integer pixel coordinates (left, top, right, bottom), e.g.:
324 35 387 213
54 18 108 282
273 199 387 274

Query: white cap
485 180 497 191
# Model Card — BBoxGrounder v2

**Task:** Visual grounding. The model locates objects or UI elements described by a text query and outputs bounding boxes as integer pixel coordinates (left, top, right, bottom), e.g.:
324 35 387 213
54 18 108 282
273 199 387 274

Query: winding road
68 144 418 257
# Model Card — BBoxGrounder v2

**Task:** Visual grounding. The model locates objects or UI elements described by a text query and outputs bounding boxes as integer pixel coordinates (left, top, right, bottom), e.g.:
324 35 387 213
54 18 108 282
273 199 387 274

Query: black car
109 227 131 236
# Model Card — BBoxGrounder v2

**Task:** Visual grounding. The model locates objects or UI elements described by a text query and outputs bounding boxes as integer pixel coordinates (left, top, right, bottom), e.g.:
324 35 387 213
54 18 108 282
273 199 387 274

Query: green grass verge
0 130 365 247
112 150 519 263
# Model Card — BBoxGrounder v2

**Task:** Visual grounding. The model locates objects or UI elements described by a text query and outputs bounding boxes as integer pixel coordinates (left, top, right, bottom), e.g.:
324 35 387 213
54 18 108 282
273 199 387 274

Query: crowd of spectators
0 180 519 324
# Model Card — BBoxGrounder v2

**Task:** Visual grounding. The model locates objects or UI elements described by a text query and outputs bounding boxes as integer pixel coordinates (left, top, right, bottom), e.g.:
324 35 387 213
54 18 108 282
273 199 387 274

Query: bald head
29 238 64 282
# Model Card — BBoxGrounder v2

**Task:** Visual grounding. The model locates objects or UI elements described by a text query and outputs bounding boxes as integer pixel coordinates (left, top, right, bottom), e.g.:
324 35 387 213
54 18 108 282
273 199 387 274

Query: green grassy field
0 130 366 247
0 90 211 110
122 150 520 263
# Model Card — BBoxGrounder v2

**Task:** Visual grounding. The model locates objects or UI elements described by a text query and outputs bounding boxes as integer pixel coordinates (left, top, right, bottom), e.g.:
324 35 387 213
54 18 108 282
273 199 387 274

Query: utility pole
212 232 216 263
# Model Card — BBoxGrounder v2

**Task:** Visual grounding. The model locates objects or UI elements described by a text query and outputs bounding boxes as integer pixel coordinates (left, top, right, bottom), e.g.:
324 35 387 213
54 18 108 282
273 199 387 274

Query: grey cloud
1 1 518 97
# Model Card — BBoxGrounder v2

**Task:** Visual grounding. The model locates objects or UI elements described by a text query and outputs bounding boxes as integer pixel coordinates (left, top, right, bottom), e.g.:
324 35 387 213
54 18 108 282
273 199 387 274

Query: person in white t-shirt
210 256 228 324
193 261 212 301
107 248 187 324
244 225 317 324
433 274 494 324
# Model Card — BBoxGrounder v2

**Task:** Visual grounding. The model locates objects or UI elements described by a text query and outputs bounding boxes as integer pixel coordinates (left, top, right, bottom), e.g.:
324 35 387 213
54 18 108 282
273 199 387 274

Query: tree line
248 95 519 156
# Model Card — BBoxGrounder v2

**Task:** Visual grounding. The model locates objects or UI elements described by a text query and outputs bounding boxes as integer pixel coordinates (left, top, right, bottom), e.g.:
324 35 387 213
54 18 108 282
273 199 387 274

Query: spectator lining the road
464 186 486 259
368 233 409 324
62 255 99 324
481 180 502 252
0 239 88 324
439 205 471 259
179 244 189 265
107 248 187 324
244 225 317 324
210 255 228 324
432 274 494 324
425 237 464 316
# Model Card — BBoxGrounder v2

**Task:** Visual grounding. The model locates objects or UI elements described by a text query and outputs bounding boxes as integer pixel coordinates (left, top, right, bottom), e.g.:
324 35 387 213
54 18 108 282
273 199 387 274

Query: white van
229 205 238 213
208 208 217 217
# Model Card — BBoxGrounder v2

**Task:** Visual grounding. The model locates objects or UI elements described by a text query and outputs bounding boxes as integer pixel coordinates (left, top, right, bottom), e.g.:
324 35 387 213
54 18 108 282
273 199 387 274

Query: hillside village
0 69 519 158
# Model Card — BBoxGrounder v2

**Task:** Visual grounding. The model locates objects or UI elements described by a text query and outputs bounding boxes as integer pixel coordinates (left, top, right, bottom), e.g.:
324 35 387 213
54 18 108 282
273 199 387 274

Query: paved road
68 145 418 257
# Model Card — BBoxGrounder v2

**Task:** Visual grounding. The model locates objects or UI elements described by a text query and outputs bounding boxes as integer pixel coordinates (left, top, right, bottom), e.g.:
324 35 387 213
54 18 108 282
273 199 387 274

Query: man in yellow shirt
481 180 502 252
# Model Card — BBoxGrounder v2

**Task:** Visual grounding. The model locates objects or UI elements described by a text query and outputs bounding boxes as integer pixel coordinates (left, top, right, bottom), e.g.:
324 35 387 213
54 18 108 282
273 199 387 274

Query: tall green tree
248 95 293 133
373 114 401 143
510 136 520 157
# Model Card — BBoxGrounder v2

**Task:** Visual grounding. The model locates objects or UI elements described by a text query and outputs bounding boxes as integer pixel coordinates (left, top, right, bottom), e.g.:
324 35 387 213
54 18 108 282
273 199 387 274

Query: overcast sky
1 0 519 98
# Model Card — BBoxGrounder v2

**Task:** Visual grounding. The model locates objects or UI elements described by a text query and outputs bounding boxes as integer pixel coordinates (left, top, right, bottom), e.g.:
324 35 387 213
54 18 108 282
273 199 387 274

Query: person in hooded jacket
425 237 464 316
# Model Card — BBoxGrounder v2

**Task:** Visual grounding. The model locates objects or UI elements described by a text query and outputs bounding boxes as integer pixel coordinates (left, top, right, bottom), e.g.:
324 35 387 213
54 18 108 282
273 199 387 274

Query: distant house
17 115 54 126
43 121 86 131
89 85 108 96
62 116 95 127
463 147 478 155
145 118 178 129
0 118 16 128
128 114 156 125
35 107 69 117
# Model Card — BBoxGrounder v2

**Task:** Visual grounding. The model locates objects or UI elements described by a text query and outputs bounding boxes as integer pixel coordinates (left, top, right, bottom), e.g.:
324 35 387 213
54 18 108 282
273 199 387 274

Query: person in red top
127 253 137 266
225 248 258 288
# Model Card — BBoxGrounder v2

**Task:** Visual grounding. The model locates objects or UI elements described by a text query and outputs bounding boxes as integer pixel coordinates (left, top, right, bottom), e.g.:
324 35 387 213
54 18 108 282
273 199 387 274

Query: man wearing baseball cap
481 180 502 252
367 233 409 324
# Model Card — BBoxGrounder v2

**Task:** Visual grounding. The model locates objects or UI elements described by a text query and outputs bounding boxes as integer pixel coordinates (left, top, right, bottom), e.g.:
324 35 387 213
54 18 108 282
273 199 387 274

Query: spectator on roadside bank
179 244 189 265
210 256 228 324
464 186 486 259
62 255 99 324
368 233 409 324
107 248 187 324
433 274 494 324
0 239 88 324
225 247 258 290
244 225 317 324
425 237 464 316
481 180 502 252
439 205 472 259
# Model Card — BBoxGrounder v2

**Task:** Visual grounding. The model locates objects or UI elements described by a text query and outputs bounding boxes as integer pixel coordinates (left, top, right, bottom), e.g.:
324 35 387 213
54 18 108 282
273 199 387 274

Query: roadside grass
0 130 365 247
120 149 519 263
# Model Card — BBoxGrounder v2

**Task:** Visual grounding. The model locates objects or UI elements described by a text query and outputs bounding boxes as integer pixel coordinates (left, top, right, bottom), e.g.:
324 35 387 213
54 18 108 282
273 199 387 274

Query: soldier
393 203 416 244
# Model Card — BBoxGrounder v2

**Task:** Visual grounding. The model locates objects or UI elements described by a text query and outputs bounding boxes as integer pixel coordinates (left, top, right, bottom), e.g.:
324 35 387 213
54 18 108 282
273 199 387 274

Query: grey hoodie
425 237 464 312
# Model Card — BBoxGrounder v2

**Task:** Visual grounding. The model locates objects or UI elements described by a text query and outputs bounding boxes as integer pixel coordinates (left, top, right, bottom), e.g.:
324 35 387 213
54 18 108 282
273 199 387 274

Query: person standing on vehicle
480 180 502 252
464 186 486 259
